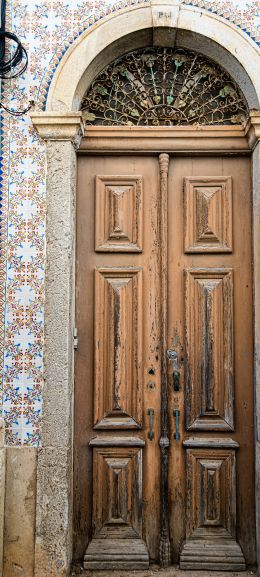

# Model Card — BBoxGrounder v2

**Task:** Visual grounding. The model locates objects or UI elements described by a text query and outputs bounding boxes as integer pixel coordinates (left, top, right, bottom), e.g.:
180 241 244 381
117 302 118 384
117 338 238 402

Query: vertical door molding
158 153 171 567
30 112 84 577
249 112 260 569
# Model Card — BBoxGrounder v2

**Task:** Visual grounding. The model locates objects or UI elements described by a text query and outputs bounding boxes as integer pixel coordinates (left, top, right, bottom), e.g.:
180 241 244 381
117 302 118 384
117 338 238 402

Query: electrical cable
0 0 31 115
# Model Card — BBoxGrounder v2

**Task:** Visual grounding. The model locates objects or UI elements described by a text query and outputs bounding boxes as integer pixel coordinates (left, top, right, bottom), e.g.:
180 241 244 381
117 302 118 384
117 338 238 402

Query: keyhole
147 381 155 391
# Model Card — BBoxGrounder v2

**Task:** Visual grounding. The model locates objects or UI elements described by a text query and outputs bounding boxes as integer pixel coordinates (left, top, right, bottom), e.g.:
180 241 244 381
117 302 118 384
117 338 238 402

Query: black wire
1 0 6 33
0 0 31 116
0 30 28 79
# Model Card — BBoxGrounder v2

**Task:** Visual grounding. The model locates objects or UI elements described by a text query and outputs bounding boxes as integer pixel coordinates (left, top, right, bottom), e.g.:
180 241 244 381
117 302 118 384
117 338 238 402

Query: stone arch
46 2 260 114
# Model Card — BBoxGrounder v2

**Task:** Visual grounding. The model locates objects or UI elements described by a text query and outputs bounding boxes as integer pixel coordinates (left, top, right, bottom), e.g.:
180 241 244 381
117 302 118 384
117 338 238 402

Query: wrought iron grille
81 47 249 126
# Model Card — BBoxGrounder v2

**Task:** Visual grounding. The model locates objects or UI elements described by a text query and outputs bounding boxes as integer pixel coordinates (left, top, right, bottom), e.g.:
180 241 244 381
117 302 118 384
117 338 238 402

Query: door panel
181 440 243 571
184 176 233 253
90 441 144 538
184 268 234 431
95 175 143 253
184 441 238 536
94 267 143 429
75 152 255 569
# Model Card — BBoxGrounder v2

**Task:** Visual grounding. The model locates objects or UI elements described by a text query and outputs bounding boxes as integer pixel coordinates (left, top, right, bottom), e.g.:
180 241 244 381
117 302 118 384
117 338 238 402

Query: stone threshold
71 565 257 577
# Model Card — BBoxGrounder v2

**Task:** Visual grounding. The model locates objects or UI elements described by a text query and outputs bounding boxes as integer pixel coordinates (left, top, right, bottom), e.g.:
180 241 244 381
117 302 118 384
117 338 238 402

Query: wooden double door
75 150 255 570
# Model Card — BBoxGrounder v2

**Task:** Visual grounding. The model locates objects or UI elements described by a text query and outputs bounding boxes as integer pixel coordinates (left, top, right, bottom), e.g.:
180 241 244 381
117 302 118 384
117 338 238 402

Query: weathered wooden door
74 149 255 570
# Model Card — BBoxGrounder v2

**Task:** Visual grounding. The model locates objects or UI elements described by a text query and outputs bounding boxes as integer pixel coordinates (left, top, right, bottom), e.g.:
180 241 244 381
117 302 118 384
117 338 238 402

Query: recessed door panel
95 175 143 252
91 444 143 538
184 268 234 431
94 267 143 429
181 440 245 570
184 176 232 253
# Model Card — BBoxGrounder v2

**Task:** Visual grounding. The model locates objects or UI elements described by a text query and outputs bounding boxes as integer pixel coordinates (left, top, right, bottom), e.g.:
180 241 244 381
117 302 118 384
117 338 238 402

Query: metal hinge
73 328 78 350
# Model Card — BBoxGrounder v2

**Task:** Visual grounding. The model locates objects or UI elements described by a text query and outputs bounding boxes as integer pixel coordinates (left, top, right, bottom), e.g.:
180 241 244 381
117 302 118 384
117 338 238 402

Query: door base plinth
180 538 246 571
84 538 149 570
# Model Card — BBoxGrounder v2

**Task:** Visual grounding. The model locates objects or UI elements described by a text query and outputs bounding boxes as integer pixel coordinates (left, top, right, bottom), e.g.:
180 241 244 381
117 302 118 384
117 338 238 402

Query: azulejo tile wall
1 0 259 446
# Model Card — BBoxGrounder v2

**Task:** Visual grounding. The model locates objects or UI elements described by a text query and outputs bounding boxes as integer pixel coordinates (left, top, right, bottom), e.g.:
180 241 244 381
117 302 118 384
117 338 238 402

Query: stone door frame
31 3 260 575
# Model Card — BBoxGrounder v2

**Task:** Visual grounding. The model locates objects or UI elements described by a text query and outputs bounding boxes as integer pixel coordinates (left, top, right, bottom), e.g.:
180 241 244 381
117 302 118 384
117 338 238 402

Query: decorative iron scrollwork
81 47 249 126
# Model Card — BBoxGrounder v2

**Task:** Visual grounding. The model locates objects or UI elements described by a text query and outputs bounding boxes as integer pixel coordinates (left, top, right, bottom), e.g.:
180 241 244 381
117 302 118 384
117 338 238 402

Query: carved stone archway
31 3 260 575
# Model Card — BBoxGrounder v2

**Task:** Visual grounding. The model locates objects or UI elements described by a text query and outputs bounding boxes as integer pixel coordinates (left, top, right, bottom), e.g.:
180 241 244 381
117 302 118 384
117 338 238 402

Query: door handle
173 370 180 392
173 410 180 441
167 350 180 391
147 408 154 441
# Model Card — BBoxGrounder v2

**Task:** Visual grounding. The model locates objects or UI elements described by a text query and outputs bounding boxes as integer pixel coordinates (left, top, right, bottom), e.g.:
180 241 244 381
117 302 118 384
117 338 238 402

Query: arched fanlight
81 47 249 127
